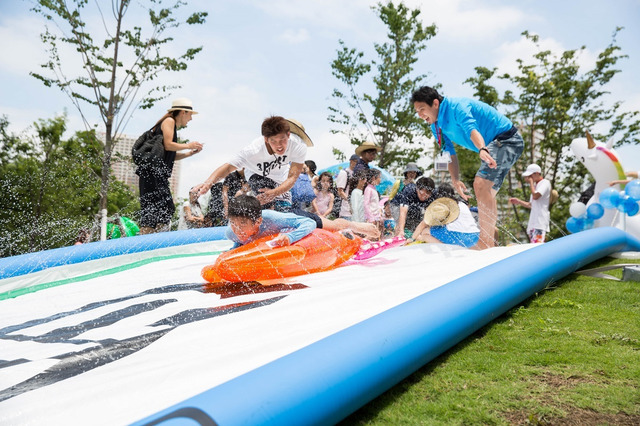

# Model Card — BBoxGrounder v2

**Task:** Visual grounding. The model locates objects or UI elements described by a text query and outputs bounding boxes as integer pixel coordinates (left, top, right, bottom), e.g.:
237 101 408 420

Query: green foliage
0 116 137 257
29 0 206 216
341 258 640 424
465 28 640 243
329 1 436 173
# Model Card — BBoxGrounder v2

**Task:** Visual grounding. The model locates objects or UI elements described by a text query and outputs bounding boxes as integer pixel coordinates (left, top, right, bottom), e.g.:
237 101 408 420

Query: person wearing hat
195 116 313 212
137 97 204 235
509 164 552 243
335 154 360 219
410 184 480 247
411 86 524 249
403 162 423 186
389 162 424 200
391 176 436 237
353 141 382 176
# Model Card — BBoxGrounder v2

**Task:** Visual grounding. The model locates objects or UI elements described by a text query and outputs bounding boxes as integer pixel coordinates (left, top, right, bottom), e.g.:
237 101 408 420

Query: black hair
305 160 317 175
317 171 334 190
410 86 443 106
366 168 381 184
432 183 464 203
227 195 262 222
415 176 435 192
348 169 367 197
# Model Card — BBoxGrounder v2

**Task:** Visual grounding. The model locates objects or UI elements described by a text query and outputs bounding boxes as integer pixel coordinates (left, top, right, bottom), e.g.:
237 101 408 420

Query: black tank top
152 120 177 176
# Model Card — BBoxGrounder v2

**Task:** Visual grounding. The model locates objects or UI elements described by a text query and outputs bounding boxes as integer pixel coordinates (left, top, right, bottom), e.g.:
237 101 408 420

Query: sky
1 0 639 199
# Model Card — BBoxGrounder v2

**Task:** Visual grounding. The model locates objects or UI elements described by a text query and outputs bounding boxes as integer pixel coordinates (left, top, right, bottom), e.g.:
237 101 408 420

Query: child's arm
411 221 427 241
323 193 335 217
267 211 317 245
363 186 373 222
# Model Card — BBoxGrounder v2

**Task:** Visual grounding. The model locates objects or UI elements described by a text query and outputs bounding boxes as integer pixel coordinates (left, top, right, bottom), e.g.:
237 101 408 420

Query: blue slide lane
136 227 640 425
0 227 228 280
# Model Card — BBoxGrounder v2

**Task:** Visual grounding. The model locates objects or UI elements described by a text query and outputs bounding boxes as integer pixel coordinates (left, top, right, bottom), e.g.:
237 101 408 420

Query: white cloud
277 28 310 44
406 0 532 43
494 32 613 85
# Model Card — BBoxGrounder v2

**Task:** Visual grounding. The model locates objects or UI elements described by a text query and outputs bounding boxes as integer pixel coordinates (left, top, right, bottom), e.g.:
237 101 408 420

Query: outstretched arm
195 163 237 196
256 162 304 205
509 197 531 209
448 155 469 201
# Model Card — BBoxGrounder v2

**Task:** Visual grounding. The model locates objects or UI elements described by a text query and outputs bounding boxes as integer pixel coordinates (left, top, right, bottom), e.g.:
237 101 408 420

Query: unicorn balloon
570 132 640 238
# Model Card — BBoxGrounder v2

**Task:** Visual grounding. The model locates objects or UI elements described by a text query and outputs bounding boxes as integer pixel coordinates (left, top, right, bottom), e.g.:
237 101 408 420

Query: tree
465 28 639 242
30 0 207 238
328 1 436 173
0 115 138 257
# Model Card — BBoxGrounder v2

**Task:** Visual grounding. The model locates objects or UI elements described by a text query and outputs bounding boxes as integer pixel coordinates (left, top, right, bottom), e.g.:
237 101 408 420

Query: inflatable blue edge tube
0 227 228 280
136 227 640 426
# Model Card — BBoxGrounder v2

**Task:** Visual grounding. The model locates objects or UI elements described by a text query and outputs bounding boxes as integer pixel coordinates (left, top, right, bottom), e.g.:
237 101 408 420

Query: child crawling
226 195 380 249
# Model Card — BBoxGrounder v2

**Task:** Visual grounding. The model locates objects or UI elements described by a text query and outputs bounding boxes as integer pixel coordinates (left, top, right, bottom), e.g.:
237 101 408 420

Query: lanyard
434 123 443 151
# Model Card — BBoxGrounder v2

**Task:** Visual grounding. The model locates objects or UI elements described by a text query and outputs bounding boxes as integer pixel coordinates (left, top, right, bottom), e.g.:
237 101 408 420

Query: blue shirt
431 97 513 156
226 209 317 248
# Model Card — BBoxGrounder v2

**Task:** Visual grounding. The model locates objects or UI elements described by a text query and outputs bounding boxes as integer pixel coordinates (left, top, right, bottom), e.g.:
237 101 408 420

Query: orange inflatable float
202 229 362 283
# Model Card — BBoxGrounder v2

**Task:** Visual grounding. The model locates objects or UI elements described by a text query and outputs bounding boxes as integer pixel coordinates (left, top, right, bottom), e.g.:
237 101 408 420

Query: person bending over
410 184 480 248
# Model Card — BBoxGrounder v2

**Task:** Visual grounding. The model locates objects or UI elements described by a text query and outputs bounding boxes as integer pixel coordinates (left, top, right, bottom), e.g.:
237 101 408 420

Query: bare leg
415 230 442 244
155 223 171 233
139 226 155 235
320 217 381 241
473 176 497 249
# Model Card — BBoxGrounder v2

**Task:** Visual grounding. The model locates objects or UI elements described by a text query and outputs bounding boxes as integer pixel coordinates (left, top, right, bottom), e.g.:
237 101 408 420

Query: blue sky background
1 0 638 198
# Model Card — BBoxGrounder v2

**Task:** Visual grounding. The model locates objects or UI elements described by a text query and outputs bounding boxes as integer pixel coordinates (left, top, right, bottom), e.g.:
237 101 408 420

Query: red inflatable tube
202 229 362 283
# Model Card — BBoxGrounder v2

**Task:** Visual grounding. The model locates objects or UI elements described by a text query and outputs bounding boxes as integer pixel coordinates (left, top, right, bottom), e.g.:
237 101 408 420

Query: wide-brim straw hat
423 197 460 226
168 97 198 114
286 118 313 147
355 141 382 156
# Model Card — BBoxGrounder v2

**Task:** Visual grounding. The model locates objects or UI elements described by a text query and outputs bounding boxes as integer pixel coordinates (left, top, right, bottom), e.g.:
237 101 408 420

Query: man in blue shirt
411 86 524 249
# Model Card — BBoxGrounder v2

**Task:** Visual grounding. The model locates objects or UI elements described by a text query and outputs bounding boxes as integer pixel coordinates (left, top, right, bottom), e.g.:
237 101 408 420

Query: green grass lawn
341 257 640 425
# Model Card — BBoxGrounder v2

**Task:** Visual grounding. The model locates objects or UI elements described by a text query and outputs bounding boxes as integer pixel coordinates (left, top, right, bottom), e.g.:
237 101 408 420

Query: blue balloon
625 179 640 202
617 195 639 216
617 195 633 213
583 218 594 230
627 201 640 217
565 217 584 234
586 203 605 220
599 187 621 209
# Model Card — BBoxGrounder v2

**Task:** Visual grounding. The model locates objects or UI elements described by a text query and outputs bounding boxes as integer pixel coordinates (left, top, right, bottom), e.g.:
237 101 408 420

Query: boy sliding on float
226 195 379 249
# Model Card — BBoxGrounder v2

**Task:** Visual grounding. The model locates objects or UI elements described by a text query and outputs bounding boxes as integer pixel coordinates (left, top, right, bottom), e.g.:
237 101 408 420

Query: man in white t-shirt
195 116 313 211
509 164 551 243
335 154 359 219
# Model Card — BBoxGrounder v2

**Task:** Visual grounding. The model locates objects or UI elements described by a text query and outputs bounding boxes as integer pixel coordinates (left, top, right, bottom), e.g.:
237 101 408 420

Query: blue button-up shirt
431 97 513 155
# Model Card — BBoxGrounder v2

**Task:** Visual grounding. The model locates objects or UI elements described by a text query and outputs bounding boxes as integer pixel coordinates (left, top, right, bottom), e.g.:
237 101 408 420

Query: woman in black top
137 98 203 234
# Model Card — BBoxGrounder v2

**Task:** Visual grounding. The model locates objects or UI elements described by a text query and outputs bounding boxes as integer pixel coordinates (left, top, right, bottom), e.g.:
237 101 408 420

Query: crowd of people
134 86 547 250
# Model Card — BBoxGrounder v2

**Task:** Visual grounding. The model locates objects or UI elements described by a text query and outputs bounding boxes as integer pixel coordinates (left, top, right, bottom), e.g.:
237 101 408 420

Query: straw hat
355 141 382 156
167 97 198 114
286 118 313 147
423 198 460 226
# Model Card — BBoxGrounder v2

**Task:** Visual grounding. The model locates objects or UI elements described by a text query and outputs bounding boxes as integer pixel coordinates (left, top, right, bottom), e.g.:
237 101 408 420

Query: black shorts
292 208 323 229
